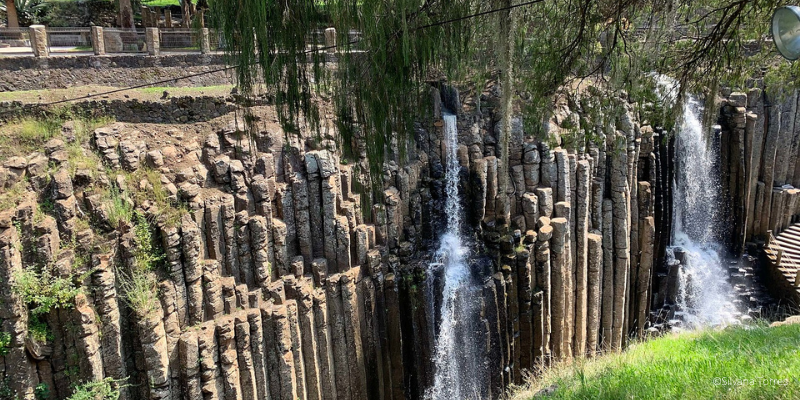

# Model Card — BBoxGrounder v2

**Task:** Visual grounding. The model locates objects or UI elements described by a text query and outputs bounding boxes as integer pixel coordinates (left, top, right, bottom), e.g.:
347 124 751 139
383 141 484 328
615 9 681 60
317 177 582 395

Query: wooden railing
767 230 800 288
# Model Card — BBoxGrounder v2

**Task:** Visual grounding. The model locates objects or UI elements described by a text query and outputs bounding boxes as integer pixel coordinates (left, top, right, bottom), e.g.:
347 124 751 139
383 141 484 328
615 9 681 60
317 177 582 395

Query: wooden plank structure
764 227 800 304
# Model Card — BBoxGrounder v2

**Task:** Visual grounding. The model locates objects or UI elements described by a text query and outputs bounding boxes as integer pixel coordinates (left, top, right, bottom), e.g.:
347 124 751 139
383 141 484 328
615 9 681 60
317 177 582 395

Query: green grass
0 118 60 162
511 324 800 400
0 115 112 165
137 84 231 94
0 177 29 212
142 0 180 7
102 185 134 229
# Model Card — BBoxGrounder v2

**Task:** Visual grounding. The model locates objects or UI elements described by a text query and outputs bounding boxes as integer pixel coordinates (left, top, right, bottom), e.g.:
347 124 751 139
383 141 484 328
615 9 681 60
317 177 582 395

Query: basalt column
610 136 630 351
573 160 591 357
549 217 569 360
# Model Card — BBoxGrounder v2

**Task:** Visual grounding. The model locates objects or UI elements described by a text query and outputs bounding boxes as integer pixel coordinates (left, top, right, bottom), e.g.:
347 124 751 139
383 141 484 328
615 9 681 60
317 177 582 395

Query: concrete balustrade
146 27 160 55
324 27 336 52
29 25 49 57
201 28 211 54
91 26 105 55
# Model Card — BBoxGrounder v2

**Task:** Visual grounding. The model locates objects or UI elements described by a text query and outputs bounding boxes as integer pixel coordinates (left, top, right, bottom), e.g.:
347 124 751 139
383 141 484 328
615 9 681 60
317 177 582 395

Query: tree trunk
497 0 515 225
5 0 19 28
118 0 134 28
182 0 195 28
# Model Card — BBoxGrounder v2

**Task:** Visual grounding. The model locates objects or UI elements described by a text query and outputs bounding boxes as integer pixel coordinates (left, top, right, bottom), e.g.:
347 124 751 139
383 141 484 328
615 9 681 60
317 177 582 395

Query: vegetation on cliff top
510 323 800 400
211 0 791 207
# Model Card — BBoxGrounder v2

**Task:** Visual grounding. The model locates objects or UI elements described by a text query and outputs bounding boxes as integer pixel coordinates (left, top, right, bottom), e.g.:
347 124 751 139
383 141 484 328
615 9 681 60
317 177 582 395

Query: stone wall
0 83 666 399
0 53 231 91
1 96 243 124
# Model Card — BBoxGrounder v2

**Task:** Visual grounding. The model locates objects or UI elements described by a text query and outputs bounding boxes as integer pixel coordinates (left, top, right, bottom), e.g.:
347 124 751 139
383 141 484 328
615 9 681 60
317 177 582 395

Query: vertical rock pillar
179 330 202 400
549 217 568 360
610 139 630 351
573 160 590 357
586 233 603 356
533 219 552 363
600 199 614 350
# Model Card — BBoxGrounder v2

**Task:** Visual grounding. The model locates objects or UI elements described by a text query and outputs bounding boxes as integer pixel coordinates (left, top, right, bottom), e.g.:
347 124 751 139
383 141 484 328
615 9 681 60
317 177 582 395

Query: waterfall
668 96 740 328
425 113 485 400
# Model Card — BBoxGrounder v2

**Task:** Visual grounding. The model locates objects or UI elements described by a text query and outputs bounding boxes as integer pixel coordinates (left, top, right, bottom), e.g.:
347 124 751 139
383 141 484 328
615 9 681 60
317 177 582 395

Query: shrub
67 378 121 400
0 331 10 356
127 168 187 228
34 383 49 400
0 177 28 212
119 211 164 317
103 186 134 229
131 211 165 271
11 268 80 316
28 314 52 343
118 268 159 317
0 379 14 400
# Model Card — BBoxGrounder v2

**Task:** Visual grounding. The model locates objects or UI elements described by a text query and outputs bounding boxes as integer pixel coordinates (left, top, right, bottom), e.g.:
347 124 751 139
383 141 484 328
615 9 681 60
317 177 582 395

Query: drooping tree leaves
211 0 789 189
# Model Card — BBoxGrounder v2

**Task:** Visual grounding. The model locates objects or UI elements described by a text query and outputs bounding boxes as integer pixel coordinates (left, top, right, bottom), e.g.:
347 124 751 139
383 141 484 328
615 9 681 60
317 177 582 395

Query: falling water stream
668 95 741 328
425 113 485 400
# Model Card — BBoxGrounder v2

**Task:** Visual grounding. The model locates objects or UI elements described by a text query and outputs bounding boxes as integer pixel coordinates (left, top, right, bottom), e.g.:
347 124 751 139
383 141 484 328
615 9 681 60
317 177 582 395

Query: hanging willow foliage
210 0 789 190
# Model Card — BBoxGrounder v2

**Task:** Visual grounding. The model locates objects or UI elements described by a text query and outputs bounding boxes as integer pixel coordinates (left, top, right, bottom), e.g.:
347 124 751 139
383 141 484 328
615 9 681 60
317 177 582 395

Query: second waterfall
669 95 740 327
425 112 486 399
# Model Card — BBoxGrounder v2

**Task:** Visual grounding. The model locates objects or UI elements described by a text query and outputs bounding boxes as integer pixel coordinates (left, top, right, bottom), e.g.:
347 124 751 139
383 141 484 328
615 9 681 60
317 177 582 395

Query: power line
2 1 543 117
413 0 545 31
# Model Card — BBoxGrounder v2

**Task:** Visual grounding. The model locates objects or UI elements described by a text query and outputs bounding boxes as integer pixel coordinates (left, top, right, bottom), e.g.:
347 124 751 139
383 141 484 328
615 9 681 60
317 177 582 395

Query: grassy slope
511 324 800 400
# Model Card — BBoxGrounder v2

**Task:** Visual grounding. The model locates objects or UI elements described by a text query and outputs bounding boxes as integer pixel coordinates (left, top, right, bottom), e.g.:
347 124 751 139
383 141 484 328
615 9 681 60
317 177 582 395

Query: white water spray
425 113 484 400
668 96 740 328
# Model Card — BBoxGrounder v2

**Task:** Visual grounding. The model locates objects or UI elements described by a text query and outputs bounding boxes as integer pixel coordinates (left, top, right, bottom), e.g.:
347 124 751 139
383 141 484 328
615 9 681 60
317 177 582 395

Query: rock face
0 85 669 400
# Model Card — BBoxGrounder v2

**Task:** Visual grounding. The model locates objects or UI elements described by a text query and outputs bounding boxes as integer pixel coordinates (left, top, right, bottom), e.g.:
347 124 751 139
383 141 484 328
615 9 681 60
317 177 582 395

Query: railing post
200 28 211 54
796 269 800 288
324 27 336 53
29 25 49 57
146 27 160 56
91 26 105 55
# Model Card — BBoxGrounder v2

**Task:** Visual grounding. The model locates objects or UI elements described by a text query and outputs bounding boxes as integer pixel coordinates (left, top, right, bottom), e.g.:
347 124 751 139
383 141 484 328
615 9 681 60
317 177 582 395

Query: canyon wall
0 84 667 399
719 87 800 249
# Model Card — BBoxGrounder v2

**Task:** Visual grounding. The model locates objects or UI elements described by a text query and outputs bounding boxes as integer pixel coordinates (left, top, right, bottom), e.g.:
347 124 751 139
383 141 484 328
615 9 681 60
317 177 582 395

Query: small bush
12 269 80 316
0 379 14 400
34 198 55 224
0 177 28 212
128 168 187 228
118 268 159 317
28 314 52 343
119 212 164 317
66 117 113 178
0 331 11 356
103 186 134 229
131 211 165 271
67 378 121 400
34 383 49 400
